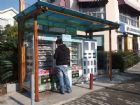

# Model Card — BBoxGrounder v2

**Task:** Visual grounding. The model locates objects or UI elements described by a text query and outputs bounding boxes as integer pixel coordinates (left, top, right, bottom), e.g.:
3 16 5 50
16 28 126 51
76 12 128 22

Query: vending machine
38 36 56 92
82 40 97 81
38 34 84 90
62 34 83 84
37 35 97 92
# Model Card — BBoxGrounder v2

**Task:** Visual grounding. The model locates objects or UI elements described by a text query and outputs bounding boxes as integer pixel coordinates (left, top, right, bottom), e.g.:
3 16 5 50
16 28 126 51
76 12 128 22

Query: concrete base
6 83 18 93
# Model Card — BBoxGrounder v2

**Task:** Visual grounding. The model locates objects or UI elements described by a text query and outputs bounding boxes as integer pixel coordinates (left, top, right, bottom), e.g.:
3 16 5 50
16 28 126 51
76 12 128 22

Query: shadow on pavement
9 96 24 105
105 86 140 96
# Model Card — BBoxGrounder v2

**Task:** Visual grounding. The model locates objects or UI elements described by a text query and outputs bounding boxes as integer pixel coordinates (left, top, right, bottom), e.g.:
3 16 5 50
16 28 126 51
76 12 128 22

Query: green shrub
112 51 140 72
112 52 124 71
0 40 18 84
97 51 140 72
0 59 13 83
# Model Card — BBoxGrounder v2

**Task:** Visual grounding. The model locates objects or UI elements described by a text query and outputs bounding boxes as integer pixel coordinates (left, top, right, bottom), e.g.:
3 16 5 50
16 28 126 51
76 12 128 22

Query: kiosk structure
15 1 119 101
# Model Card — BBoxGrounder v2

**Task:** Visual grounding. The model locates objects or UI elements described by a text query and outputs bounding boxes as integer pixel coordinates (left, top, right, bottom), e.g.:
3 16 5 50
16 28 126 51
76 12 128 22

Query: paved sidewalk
0 62 140 105
0 83 108 105
63 77 140 105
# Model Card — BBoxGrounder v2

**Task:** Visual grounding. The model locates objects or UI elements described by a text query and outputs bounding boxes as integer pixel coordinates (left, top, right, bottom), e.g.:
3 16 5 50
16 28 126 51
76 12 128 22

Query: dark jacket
54 44 70 65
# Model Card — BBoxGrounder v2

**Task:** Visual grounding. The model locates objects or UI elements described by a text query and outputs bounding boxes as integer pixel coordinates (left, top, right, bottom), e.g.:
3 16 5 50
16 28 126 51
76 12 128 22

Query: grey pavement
63 62 140 105
0 62 140 105
63 77 140 105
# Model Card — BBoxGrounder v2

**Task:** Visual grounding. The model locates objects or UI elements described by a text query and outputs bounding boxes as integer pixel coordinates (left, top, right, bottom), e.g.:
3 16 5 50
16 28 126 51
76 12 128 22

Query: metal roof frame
15 1 119 33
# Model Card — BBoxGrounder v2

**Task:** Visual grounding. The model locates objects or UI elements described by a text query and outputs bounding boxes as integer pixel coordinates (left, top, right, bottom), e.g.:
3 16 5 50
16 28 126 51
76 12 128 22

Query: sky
0 0 37 11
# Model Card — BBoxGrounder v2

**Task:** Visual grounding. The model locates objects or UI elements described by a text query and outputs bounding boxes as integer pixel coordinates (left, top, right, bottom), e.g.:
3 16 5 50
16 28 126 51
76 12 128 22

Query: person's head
56 38 63 45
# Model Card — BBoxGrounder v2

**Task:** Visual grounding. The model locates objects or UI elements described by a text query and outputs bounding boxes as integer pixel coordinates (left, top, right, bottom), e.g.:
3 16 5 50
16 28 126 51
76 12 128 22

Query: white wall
69 0 79 10
125 0 140 11
104 0 120 51
138 37 140 51
94 0 120 51
139 17 140 51
0 8 17 29
106 0 120 23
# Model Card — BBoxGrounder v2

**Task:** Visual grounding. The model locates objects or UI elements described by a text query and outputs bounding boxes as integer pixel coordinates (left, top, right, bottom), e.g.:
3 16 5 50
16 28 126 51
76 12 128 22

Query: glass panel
84 69 86 74
93 53 96 58
91 43 95 50
84 42 88 50
91 68 93 73
88 61 90 66
84 61 86 66
95 68 96 72
93 36 103 46
91 61 93 65
87 69 89 73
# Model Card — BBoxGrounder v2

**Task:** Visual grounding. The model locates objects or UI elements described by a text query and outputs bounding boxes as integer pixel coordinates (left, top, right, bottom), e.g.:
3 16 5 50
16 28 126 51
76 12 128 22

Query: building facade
117 0 140 52
0 8 18 30
43 0 140 52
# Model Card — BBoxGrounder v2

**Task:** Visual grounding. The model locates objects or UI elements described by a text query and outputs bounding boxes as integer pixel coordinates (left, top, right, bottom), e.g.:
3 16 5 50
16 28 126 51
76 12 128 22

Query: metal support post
109 29 112 80
89 73 93 89
34 17 39 102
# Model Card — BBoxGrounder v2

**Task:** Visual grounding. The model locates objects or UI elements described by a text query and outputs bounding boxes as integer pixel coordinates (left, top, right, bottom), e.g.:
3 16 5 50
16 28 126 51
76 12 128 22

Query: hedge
97 51 140 72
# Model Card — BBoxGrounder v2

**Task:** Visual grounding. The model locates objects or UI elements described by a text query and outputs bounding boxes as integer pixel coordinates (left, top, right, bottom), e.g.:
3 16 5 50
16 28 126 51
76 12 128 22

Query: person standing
54 38 72 94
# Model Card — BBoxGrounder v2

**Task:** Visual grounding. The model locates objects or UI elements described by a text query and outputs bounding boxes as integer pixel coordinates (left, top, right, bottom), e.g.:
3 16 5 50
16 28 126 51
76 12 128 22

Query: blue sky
0 0 37 11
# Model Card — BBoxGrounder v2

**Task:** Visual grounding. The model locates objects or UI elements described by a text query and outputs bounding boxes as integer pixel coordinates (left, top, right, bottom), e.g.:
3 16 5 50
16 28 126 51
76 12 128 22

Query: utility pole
18 0 25 92
19 0 25 12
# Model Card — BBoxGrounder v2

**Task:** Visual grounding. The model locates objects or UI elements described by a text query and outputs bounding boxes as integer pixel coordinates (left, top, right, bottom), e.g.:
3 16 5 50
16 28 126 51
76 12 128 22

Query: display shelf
38 53 47 56
71 53 78 55
38 40 54 92
38 43 52 46
71 59 78 61
38 49 53 51
38 59 47 61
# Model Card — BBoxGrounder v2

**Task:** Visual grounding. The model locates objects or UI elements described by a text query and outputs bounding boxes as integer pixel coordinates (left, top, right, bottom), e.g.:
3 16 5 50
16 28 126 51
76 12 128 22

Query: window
117 35 122 51
119 13 139 27
84 69 86 74
79 7 106 19
93 35 104 51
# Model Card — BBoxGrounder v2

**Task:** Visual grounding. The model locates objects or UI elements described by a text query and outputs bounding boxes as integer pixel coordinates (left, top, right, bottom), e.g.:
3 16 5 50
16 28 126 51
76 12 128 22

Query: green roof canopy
15 1 119 32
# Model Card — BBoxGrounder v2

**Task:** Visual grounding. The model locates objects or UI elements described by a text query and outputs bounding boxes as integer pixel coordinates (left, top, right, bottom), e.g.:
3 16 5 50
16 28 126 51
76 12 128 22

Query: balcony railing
119 14 139 27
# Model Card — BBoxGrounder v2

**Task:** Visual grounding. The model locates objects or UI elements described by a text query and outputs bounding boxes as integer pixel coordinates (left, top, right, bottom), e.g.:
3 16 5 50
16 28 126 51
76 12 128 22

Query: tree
0 24 18 84
4 24 18 39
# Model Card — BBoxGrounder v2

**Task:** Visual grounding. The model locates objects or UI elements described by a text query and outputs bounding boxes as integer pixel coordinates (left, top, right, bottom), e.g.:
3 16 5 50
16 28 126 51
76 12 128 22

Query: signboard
126 26 140 35
119 23 140 35
62 34 71 42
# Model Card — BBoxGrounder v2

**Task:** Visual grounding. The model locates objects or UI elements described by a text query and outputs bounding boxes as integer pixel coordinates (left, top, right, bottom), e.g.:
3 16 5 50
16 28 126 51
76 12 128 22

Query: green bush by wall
0 40 18 84
97 51 140 72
